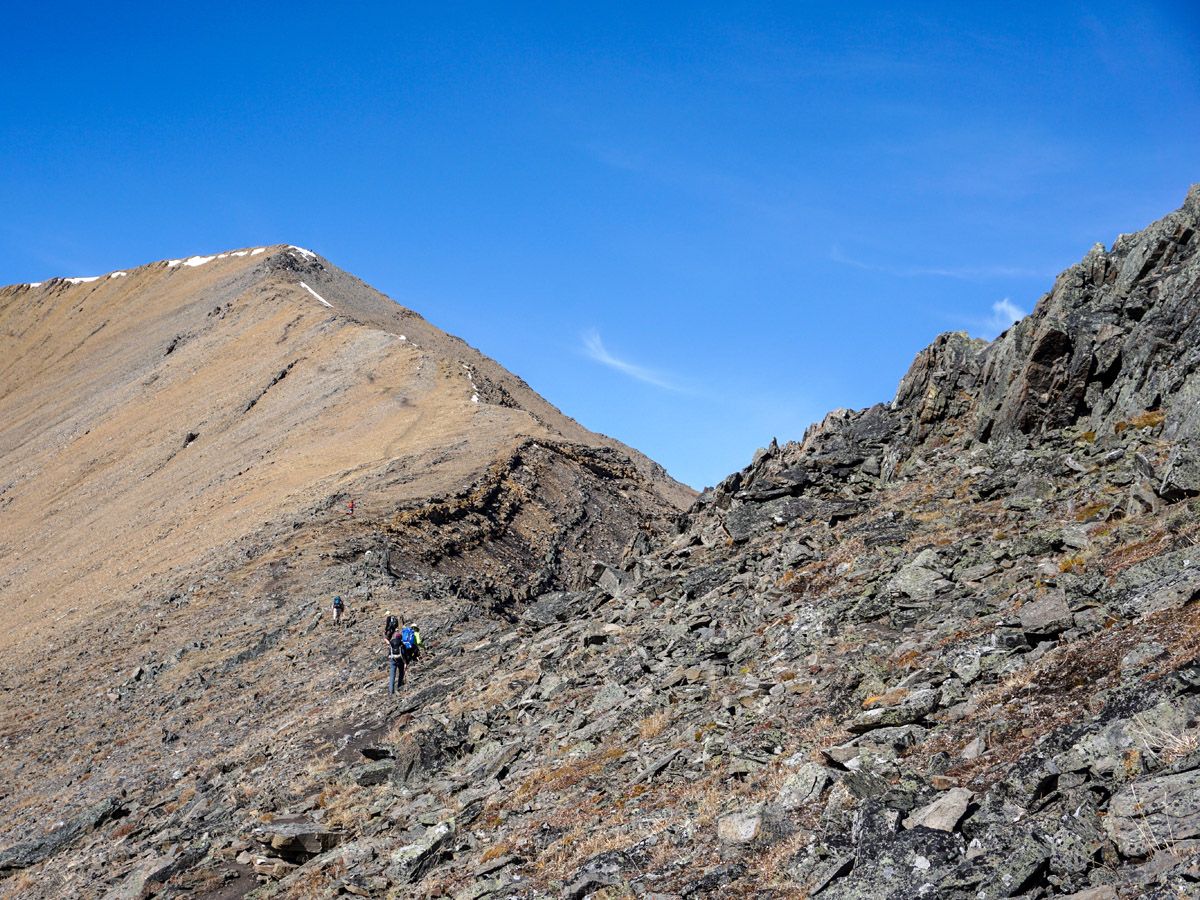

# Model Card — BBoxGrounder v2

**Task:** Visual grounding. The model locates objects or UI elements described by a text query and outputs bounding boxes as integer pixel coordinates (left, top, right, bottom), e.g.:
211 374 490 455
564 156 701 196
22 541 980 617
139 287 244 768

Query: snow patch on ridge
66 276 100 284
109 271 127 279
288 245 317 260
298 281 333 308
461 363 481 404
183 255 215 268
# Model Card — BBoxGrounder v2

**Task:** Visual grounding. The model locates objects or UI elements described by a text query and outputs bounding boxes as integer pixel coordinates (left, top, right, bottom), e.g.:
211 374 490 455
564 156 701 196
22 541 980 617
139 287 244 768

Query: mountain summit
2 188 1199 898
0 244 691 628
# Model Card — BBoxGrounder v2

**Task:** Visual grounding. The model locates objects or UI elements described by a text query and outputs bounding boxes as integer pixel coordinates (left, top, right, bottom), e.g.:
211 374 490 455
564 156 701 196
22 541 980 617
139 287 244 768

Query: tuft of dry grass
111 820 137 840
1 873 38 900
638 710 672 742
862 688 909 709
511 745 626 806
1101 522 1200 578
1114 410 1165 433
1058 555 1086 574
1075 500 1110 522
480 841 514 864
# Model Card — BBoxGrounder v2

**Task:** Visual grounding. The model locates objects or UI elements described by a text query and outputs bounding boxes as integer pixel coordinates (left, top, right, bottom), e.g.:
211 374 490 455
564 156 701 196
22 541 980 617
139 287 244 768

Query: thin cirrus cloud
582 329 682 392
829 244 1055 280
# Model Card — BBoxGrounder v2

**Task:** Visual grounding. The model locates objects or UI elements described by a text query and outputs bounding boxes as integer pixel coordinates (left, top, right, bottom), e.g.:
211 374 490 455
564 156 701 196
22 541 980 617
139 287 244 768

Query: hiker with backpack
387 623 407 693
399 622 422 664
384 612 399 642
331 594 345 626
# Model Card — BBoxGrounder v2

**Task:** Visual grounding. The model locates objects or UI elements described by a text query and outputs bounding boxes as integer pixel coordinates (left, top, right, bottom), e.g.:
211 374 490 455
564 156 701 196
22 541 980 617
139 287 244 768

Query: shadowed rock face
2 189 1200 898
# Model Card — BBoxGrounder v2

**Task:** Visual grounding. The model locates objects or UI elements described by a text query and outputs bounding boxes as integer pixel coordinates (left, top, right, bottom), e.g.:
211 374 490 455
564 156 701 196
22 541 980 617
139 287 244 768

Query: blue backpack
400 626 417 650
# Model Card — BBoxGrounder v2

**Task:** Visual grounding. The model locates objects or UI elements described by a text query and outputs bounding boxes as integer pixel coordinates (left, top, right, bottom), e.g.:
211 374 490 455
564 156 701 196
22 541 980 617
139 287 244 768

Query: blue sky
3 3 1198 488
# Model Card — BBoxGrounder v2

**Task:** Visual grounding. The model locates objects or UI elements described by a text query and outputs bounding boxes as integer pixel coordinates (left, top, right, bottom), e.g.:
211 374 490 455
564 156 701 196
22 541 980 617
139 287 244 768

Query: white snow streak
251 248 266 256
66 276 100 284
288 245 317 260
27 282 43 288
109 271 128 279
461 363 481 404
183 255 215 267
167 259 182 267
298 281 332 308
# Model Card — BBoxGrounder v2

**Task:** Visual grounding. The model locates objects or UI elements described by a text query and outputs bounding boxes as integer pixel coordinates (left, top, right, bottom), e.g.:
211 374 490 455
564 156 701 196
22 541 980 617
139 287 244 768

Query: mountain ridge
1 190 1199 898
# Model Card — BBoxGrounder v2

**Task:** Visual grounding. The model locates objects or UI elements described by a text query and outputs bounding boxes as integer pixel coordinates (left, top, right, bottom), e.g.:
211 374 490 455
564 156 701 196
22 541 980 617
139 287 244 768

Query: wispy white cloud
582 329 680 391
830 244 1054 280
985 297 1026 336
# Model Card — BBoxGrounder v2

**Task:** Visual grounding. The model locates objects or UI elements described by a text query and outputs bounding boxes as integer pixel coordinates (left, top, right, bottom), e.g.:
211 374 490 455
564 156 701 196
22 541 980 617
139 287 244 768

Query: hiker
346 498 355 517
331 594 345 626
399 622 423 664
387 625 407 693
384 612 399 641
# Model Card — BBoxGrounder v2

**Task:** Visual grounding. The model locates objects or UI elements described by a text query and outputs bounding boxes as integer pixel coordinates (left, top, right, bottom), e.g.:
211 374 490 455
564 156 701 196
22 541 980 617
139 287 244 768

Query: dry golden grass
1075 500 1110 522
1114 410 1166 433
111 820 137 840
1102 521 1200 578
535 827 643 883
638 709 672 742
1058 555 1086 573
862 688 909 709
0 873 37 900
510 745 626 806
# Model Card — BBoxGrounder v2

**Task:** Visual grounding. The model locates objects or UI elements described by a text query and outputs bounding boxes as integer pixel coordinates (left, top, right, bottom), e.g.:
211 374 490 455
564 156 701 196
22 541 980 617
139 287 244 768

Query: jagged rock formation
1 189 1199 899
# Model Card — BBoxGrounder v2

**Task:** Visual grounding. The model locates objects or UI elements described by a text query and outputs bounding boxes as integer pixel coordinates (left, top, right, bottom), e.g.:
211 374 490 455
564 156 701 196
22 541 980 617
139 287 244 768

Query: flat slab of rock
253 821 343 859
0 796 125 874
387 819 456 883
903 788 974 832
849 689 940 734
1019 594 1073 633
1103 769 1200 856
776 763 833 810
348 759 396 786
717 807 763 845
